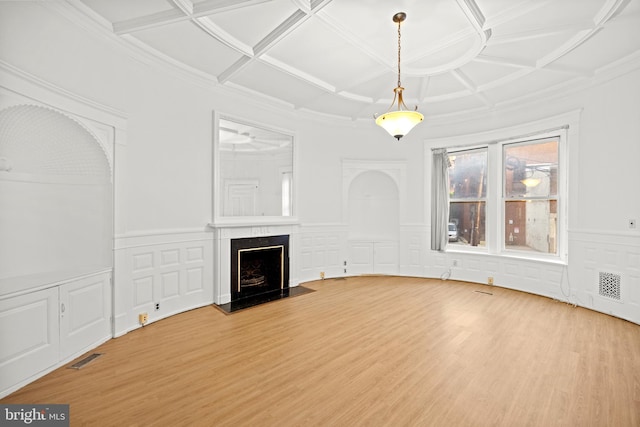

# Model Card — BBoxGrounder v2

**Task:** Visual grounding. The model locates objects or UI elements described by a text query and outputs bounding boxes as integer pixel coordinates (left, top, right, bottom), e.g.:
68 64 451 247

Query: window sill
445 247 567 266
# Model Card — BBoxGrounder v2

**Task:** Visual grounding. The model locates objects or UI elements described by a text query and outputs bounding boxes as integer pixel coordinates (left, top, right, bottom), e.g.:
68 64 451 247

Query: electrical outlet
138 313 148 325
452 259 459 267
488 277 494 286
630 219 637 229
320 271 325 279
155 303 160 311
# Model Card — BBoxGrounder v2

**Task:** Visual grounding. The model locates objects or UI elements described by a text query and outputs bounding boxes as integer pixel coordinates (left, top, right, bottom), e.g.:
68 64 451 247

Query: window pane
505 200 557 254
504 139 558 198
449 201 486 247
449 150 487 199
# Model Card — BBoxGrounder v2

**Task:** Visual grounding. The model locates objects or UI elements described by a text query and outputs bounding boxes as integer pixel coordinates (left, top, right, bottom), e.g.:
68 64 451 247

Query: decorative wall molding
115 228 213 249
341 159 407 224
569 229 640 246
299 224 347 281
113 232 214 336
0 60 127 130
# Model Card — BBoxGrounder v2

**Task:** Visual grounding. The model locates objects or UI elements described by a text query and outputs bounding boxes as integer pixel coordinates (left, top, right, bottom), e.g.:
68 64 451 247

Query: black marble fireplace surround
225 234 290 311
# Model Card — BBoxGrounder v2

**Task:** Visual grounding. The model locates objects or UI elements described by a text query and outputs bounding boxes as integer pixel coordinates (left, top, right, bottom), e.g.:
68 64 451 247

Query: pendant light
375 12 423 140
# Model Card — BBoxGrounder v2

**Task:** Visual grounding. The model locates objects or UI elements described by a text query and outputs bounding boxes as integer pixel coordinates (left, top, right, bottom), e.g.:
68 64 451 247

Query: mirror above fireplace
213 112 296 225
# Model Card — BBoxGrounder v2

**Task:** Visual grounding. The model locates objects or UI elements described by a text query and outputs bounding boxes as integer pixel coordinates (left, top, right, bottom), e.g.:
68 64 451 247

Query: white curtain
431 148 450 251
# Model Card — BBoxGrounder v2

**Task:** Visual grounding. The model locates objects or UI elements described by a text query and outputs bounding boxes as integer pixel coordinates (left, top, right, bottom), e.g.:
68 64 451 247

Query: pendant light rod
394 12 405 88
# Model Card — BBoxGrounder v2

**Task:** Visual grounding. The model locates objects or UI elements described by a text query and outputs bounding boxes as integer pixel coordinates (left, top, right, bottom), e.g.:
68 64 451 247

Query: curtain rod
430 124 569 152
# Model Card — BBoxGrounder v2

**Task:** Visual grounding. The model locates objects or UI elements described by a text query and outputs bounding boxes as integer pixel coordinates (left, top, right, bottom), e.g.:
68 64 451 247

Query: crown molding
0 60 128 129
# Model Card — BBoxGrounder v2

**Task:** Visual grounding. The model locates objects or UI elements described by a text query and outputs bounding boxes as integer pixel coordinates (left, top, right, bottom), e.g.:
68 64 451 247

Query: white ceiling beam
450 69 492 107
594 0 630 24
172 0 194 16
253 9 309 55
455 0 485 31
489 23 593 46
474 54 535 69
536 0 628 69
483 0 552 30
113 9 187 35
192 0 273 16
312 12 389 70
217 56 253 83
450 69 477 93
195 17 254 57
260 55 335 92
542 63 593 78
216 0 334 86
113 0 273 35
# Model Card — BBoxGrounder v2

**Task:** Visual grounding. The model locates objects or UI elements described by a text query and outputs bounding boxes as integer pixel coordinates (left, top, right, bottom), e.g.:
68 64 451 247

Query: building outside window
503 138 559 254
448 148 487 247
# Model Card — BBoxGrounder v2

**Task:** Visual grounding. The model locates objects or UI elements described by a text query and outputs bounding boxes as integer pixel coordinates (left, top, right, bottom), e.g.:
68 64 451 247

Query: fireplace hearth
230 235 290 303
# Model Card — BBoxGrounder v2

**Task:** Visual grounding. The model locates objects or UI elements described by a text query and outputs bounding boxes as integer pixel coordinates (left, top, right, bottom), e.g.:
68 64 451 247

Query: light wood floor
3 276 639 426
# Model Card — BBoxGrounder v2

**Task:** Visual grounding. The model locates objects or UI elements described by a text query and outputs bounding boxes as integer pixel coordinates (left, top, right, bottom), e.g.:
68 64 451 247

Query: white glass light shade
375 110 424 140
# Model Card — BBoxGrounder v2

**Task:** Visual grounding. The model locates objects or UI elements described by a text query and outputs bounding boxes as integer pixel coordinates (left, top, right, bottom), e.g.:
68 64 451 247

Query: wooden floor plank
2 276 639 426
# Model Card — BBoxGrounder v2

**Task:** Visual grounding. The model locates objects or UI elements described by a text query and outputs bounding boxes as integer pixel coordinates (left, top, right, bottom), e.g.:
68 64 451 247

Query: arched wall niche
347 170 399 240
342 160 406 275
0 104 112 178
0 104 113 285
341 159 407 226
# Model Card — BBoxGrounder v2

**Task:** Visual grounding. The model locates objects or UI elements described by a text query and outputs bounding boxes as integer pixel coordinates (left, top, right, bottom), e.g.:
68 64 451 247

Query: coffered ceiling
70 0 640 122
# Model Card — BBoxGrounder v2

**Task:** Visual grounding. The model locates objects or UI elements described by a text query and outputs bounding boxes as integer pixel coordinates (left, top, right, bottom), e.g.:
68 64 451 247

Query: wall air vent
598 272 621 300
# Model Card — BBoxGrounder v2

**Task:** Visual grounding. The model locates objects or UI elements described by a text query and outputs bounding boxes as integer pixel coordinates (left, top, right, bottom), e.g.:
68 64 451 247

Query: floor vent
474 290 493 295
599 272 621 300
69 353 103 370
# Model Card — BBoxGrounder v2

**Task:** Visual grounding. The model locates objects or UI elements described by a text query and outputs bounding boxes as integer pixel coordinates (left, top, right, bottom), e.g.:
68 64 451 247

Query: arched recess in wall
343 160 405 275
347 170 399 240
0 105 113 285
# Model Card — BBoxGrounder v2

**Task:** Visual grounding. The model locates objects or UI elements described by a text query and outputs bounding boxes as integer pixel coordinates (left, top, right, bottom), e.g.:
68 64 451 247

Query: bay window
436 128 566 261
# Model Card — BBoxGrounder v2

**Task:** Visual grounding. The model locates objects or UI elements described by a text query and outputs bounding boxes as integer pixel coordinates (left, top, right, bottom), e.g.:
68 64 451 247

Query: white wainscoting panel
0 270 112 398
569 230 640 324
186 267 204 294
348 241 375 275
59 271 111 361
420 230 639 325
399 225 427 276
298 225 347 281
133 276 154 307
113 230 214 336
0 287 59 397
161 271 180 299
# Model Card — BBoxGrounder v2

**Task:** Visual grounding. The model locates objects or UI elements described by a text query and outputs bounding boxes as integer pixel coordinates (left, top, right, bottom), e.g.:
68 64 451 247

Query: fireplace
230 235 289 302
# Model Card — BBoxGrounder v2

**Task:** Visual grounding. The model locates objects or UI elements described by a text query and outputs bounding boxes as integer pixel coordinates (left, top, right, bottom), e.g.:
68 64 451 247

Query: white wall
1 0 637 349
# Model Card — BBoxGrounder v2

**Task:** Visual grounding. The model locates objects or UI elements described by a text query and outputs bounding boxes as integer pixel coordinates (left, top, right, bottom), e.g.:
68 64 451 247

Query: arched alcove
0 105 113 284
347 170 399 240
345 167 401 275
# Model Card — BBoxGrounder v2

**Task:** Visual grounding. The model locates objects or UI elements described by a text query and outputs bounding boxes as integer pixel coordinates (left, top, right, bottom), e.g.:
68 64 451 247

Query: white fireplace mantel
210 222 299 304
